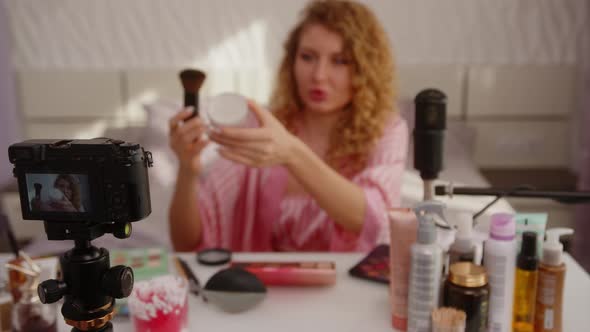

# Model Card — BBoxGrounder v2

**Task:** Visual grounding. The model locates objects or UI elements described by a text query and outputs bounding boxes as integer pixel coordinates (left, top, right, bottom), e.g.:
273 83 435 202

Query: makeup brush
34 183 42 199
179 69 206 120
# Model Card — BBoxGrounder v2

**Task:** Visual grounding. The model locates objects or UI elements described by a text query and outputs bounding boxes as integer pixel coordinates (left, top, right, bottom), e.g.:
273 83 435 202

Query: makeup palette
348 244 390 285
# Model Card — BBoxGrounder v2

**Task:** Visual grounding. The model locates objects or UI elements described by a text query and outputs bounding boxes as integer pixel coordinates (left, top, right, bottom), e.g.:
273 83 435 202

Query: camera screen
25 173 91 214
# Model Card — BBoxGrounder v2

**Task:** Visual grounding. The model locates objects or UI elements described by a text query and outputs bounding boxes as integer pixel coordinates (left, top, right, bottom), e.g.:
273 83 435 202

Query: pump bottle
534 228 574 332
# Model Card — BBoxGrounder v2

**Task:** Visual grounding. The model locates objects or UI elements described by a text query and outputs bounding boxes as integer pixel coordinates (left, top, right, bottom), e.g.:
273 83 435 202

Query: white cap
450 210 474 252
543 228 574 266
453 210 473 239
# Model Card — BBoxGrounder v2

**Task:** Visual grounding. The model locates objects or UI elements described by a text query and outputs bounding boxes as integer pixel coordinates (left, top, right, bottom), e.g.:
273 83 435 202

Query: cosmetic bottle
388 208 419 331
448 210 476 265
513 231 538 332
407 201 443 332
534 228 574 332
0 291 11 332
515 213 547 257
443 262 489 332
483 213 517 332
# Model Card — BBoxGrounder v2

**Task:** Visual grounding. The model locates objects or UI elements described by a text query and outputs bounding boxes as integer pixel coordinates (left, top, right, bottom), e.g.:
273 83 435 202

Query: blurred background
0 0 588 271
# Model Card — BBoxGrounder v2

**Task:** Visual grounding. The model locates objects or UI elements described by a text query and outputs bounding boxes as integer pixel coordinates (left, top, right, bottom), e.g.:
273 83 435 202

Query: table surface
50 252 590 332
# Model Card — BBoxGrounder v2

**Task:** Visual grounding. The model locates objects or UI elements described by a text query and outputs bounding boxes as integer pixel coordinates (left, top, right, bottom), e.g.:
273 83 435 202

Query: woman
168 0 408 252
31 174 84 212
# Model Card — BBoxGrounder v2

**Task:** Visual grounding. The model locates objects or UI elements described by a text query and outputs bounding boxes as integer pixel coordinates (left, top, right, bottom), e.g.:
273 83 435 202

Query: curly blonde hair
270 0 397 175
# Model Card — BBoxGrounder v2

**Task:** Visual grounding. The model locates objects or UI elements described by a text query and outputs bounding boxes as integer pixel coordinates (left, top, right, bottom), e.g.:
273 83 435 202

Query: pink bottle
388 208 418 331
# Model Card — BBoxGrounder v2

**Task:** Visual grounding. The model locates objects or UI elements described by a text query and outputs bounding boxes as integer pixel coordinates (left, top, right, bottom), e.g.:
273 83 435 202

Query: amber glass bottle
513 232 538 332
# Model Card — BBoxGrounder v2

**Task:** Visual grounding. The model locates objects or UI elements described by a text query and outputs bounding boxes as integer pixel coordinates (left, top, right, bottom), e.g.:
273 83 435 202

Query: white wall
4 0 590 170
4 0 589 69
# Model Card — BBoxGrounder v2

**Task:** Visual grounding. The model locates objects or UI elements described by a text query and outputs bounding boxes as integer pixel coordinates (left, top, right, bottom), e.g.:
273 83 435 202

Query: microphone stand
434 184 590 204
423 179 435 201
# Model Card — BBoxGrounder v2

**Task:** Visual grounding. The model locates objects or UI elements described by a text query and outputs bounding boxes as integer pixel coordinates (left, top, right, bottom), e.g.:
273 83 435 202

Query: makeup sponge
202 267 266 313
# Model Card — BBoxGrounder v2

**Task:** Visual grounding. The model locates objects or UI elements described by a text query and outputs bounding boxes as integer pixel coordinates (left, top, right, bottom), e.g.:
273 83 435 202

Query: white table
0 253 556 332
43 252 588 332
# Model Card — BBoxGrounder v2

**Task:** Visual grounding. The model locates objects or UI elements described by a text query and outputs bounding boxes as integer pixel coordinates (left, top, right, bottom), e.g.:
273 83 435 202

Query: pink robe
197 115 408 252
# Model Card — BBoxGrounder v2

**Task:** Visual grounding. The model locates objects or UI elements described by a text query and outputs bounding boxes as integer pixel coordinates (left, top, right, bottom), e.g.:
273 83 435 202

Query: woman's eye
333 57 350 65
300 53 314 62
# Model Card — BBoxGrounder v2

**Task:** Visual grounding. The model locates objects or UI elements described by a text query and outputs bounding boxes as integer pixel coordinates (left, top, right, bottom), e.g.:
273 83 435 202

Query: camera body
9 138 153 240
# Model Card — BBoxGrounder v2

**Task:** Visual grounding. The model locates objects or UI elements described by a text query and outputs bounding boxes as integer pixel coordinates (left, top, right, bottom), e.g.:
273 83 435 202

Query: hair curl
270 0 397 175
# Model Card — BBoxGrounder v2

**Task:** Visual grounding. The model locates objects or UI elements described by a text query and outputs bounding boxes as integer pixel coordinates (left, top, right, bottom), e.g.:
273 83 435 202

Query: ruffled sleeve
330 116 409 251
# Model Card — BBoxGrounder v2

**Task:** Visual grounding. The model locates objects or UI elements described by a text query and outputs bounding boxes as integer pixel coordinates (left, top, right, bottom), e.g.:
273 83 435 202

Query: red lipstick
309 88 327 102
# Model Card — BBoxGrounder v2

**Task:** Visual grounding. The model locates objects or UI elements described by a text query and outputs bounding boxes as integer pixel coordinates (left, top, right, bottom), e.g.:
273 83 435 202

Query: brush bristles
179 69 206 93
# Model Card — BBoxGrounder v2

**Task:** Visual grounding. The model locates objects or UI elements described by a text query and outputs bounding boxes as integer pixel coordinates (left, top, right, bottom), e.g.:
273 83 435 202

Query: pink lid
490 213 515 240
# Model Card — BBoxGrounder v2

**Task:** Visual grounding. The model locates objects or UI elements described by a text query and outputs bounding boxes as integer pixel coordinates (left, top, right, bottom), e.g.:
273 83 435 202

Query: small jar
7 258 57 332
11 290 57 332
443 262 489 332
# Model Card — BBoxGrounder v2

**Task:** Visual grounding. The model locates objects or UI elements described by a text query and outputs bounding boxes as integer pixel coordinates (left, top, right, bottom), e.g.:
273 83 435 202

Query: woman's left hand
209 100 298 167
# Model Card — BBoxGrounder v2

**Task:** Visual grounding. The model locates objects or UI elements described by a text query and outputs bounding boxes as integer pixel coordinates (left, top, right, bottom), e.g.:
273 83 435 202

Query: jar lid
448 262 487 287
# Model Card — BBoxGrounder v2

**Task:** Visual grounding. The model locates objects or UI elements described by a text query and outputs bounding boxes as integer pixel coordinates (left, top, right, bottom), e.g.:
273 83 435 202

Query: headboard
15 64 577 168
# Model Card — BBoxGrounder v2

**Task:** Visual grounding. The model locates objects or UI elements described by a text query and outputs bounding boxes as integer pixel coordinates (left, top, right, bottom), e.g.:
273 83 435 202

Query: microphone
414 89 447 200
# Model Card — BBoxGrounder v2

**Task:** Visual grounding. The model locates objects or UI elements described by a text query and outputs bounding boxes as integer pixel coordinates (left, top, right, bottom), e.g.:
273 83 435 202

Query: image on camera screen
25 173 91 213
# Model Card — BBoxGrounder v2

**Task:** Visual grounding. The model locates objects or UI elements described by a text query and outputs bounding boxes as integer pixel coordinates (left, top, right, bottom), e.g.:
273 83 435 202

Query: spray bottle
407 201 444 332
484 213 517 332
534 228 574 332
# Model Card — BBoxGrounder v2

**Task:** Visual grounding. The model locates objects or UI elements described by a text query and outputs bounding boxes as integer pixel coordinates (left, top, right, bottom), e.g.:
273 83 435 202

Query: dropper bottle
513 231 539 332
407 201 443 332
534 228 574 332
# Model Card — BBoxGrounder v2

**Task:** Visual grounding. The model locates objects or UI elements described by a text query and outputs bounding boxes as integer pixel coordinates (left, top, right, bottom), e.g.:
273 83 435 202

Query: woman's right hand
169 107 210 176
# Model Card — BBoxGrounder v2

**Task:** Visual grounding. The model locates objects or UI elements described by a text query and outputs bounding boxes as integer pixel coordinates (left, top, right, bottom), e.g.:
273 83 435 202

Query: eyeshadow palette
348 244 390 285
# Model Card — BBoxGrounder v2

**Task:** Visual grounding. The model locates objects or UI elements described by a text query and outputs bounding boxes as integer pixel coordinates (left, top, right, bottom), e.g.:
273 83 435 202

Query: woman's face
55 178 73 201
294 23 353 115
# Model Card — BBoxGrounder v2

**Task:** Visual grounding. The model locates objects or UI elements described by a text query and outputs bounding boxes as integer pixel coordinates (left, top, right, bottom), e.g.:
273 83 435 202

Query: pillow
143 99 183 138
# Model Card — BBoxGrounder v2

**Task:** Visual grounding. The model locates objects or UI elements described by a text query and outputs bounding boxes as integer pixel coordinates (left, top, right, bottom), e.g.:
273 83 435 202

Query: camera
9 138 153 241
8 138 154 332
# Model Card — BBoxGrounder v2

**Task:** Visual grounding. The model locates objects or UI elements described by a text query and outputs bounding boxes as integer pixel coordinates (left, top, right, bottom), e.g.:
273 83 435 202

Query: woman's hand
209 100 298 168
30 197 41 211
49 198 77 212
169 108 210 175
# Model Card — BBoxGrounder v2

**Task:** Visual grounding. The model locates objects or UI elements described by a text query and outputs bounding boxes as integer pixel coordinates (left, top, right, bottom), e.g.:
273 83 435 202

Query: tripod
37 222 134 332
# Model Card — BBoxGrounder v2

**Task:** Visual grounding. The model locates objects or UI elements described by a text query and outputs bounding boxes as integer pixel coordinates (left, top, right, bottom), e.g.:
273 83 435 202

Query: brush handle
184 92 199 119
34 182 42 198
